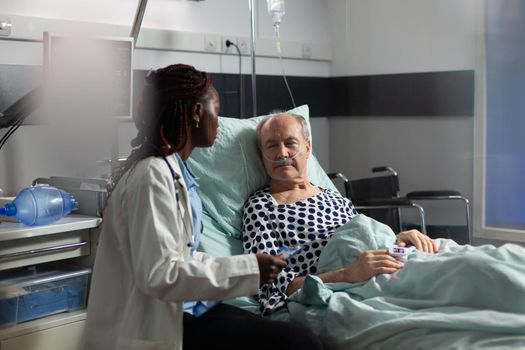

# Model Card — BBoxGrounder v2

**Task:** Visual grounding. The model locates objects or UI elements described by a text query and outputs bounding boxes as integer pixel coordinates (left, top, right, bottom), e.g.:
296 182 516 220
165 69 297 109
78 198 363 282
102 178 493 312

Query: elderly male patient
241 112 438 315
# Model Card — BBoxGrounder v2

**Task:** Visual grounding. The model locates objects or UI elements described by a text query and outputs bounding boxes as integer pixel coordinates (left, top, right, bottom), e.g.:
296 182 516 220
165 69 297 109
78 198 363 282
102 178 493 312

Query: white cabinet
0 216 100 350
0 312 86 350
0 215 100 271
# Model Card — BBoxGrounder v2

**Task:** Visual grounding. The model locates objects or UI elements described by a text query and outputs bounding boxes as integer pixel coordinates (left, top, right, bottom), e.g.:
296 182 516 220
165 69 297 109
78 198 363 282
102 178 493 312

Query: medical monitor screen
43 32 133 120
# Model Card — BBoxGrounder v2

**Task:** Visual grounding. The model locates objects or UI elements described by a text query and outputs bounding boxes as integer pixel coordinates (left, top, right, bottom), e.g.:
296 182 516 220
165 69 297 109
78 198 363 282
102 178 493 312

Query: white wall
328 0 478 76
0 0 332 195
0 0 483 232
0 0 331 42
0 0 332 74
325 0 482 226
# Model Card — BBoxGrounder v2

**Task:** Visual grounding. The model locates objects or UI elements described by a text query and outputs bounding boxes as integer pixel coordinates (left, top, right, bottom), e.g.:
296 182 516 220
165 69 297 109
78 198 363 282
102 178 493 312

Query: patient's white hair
255 111 310 149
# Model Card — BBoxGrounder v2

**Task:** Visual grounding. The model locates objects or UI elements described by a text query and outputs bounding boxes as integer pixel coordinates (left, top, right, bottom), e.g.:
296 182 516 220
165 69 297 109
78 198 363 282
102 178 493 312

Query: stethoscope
164 155 197 252
151 146 196 253
160 153 183 203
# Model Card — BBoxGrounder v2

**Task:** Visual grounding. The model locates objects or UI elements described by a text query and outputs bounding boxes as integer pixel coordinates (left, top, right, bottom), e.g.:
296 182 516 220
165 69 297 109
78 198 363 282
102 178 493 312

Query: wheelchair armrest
406 190 471 242
354 197 414 207
354 198 427 234
371 166 397 176
406 190 463 199
327 172 348 182
327 172 352 199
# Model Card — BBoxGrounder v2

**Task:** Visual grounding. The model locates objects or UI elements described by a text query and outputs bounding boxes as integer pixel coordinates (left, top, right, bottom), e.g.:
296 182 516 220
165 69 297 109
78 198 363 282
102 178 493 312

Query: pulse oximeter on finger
389 246 409 262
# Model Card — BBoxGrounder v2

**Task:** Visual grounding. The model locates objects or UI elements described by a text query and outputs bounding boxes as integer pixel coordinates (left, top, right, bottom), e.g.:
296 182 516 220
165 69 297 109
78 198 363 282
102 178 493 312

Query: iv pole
249 0 257 117
129 0 257 118
130 0 149 49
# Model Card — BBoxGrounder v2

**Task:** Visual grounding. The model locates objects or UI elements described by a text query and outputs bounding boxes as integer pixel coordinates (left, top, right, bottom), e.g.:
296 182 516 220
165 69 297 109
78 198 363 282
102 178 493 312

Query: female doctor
83 64 323 350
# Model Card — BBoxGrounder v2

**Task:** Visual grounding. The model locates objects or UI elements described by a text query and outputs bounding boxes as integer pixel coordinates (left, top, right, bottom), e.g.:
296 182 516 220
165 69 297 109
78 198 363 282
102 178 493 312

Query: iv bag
267 0 285 28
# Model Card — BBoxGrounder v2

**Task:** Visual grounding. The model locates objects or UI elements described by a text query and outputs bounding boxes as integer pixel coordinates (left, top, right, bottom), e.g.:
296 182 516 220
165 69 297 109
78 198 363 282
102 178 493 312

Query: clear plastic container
0 265 91 327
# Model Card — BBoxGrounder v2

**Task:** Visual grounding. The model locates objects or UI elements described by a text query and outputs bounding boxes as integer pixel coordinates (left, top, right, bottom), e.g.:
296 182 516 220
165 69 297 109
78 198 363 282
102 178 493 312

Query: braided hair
109 64 212 195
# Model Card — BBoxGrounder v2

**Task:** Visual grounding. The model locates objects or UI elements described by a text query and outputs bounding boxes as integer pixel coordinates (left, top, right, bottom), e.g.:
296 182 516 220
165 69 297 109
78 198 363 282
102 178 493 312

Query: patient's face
259 115 311 183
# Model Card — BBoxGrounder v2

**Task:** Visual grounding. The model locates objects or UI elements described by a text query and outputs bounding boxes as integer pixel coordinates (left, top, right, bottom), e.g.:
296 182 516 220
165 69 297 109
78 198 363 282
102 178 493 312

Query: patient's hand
396 229 439 253
255 253 287 285
341 250 404 283
286 250 401 293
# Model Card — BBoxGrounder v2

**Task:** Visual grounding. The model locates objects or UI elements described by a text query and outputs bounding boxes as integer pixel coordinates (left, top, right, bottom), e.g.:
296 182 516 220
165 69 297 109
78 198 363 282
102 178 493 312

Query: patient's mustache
270 151 302 166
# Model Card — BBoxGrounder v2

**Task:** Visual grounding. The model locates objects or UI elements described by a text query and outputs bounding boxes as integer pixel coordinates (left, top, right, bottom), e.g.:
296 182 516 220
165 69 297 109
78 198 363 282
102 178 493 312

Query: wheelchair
328 166 471 244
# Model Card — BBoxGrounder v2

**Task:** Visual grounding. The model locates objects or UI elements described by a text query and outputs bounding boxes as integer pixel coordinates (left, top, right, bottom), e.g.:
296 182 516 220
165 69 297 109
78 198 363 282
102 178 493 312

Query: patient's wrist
318 268 347 284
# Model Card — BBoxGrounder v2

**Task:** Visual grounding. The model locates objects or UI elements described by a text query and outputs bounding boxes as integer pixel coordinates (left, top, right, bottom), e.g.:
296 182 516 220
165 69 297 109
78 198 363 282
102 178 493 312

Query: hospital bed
188 105 525 350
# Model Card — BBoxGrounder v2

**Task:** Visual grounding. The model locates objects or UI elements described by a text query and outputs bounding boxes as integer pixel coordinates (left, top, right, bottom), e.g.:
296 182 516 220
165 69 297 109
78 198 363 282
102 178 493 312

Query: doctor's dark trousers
183 303 323 350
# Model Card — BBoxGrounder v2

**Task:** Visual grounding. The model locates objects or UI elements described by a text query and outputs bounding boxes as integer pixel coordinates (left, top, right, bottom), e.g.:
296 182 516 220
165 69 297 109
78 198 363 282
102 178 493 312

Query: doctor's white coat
83 154 260 350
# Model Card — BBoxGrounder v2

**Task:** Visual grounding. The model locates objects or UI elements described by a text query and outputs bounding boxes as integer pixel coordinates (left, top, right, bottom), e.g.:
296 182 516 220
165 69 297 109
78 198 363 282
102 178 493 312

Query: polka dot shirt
242 187 358 315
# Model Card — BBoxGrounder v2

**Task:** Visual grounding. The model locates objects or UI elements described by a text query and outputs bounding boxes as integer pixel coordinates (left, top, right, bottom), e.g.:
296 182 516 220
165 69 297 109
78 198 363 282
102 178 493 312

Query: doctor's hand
340 249 404 283
255 253 287 285
396 229 438 253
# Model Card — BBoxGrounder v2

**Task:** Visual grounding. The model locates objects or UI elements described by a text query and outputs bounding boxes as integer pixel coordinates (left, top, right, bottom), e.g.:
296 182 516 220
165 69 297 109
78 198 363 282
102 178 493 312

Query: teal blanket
287 215 525 349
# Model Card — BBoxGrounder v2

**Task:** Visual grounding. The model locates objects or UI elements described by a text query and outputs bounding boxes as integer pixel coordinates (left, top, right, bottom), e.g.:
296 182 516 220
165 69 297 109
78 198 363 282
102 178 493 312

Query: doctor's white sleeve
124 162 260 302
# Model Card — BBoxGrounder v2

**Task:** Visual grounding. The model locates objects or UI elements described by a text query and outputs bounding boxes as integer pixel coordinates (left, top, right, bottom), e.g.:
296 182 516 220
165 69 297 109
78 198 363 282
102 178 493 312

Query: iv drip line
267 0 296 108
